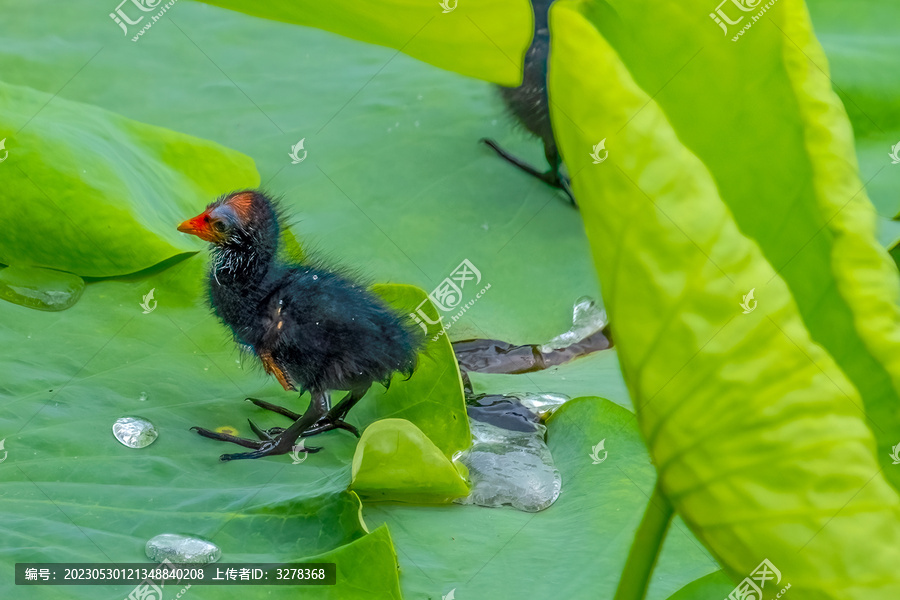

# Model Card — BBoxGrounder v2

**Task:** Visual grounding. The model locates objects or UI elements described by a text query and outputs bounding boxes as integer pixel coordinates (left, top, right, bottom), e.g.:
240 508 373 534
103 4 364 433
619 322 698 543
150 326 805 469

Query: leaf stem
614 481 674 600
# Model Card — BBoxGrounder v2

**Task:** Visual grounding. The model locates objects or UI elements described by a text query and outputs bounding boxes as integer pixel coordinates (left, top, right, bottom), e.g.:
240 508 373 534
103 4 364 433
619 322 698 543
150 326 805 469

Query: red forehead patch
226 192 254 221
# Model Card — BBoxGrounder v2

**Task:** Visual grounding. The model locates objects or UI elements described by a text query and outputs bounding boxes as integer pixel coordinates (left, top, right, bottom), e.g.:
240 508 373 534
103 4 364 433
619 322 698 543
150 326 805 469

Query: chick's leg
301 385 371 439
480 137 575 205
219 390 331 461
245 397 302 421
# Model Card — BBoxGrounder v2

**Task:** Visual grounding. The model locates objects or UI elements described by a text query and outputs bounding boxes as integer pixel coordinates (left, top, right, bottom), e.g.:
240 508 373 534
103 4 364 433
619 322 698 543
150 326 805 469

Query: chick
177 190 423 460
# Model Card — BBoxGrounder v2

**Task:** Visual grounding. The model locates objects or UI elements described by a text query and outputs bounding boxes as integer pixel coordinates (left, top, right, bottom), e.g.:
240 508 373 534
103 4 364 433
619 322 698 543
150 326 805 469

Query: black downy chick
177 190 424 461
481 0 575 205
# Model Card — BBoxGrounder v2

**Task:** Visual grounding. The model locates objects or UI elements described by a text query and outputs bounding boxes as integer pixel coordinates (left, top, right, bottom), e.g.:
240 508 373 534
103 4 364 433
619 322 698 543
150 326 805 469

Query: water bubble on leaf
145 533 221 564
112 416 158 448
0 266 85 311
540 296 607 353
511 392 570 419
138 392 148 402
455 419 561 512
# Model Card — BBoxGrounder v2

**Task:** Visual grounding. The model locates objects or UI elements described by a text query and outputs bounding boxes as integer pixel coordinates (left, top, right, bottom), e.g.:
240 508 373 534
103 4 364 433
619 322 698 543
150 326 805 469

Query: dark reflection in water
466 394 541 433
453 327 612 375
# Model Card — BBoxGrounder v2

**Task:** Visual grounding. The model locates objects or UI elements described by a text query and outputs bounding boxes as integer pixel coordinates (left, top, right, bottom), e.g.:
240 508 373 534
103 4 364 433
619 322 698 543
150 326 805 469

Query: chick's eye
212 221 227 233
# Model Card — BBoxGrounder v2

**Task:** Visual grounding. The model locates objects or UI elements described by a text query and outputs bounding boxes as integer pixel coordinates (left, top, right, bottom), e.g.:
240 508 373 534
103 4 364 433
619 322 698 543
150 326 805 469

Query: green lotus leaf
548 0 900 596
195 0 533 86
666 570 735 600
564 0 900 489
805 0 900 222
0 80 258 278
305 524 404 599
351 418 469 503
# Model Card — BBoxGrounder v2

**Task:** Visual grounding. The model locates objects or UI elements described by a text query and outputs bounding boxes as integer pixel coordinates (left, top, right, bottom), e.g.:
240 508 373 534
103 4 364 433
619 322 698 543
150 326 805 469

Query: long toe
220 448 272 461
332 421 361 438
245 397 302 421
300 419 360 438
220 429 317 460
247 419 275 441
191 426 264 449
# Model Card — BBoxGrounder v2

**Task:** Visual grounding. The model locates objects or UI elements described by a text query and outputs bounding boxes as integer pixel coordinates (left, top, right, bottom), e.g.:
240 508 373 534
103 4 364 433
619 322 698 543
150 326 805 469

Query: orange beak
177 211 219 243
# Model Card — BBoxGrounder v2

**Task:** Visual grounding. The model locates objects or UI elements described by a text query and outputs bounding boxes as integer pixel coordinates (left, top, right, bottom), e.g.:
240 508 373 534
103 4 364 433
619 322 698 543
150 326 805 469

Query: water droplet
540 296 607 353
112 416 158 448
312 275 318 281
0 266 84 311
138 392 149 402
454 419 560 512
145 534 221 564
513 392 570 419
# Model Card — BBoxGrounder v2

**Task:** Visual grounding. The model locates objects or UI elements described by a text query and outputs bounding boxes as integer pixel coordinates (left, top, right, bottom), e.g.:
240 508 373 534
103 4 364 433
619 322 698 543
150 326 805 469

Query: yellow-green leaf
549 0 900 596
351 418 469 503
195 0 533 85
